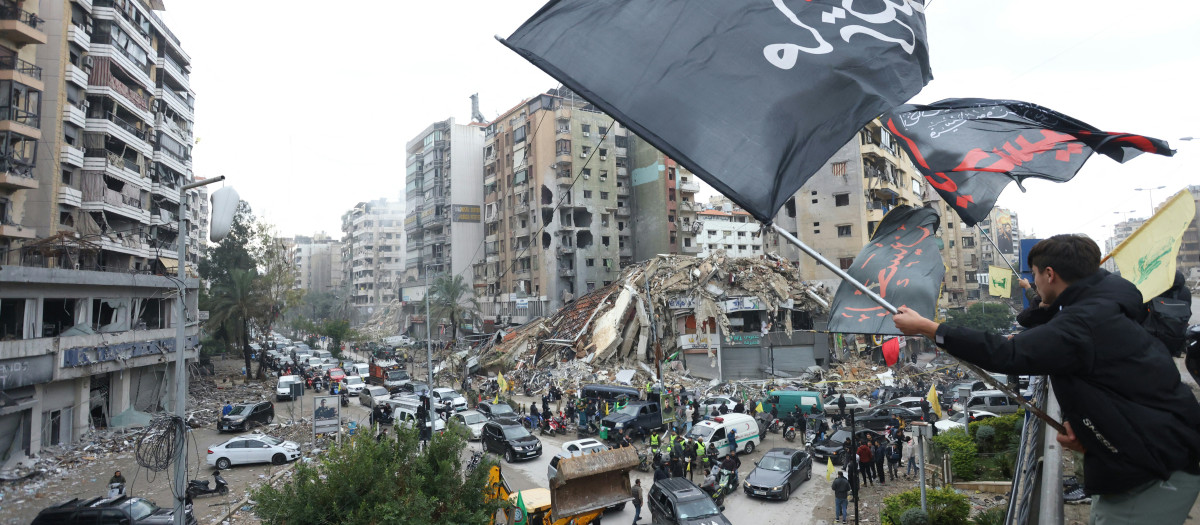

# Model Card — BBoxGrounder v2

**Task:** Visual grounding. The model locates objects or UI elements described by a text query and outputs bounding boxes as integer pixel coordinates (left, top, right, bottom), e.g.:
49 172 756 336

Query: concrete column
28 384 43 457
73 376 90 441
111 369 132 416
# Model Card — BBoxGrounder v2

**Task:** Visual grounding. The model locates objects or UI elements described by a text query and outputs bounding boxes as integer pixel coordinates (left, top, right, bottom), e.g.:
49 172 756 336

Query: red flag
882 337 900 367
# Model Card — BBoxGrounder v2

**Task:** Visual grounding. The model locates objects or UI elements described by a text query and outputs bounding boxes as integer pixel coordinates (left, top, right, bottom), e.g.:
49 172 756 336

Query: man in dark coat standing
895 234 1200 524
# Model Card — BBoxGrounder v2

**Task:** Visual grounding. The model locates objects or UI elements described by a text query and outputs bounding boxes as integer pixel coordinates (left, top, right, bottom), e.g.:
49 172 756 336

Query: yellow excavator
488 446 639 525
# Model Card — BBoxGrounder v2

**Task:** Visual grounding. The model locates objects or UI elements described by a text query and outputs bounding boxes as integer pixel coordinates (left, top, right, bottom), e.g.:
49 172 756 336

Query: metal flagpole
769 223 1067 434
975 225 1020 276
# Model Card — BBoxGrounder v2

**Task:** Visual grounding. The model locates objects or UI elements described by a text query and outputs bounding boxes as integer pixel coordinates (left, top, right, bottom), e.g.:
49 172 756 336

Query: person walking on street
857 442 874 486
727 427 738 454
685 438 698 481
670 457 685 478
893 234 1200 525
887 441 901 481
222 401 232 417
905 436 919 479
832 471 851 524
873 439 888 485
654 463 669 483
631 479 644 524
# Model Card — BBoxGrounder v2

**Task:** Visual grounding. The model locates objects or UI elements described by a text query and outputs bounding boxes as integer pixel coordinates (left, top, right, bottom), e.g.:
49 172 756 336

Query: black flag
502 0 933 222
828 205 943 335
883 98 1175 226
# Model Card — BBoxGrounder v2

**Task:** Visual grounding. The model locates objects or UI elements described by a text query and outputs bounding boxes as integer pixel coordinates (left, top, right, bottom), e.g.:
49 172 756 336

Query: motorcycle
576 421 599 438
107 482 126 499
637 451 652 472
186 471 229 498
340 391 349 407
783 425 797 442
767 418 783 434
699 468 737 506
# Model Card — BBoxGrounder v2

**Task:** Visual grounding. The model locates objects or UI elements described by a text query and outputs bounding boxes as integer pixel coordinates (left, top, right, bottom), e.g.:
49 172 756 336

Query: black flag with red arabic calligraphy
883 98 1174 226
828 205 943 335
500 0 933 223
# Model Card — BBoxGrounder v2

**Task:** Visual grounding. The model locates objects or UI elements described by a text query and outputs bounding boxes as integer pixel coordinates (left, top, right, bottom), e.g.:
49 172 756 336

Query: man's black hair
1026 234 1101 283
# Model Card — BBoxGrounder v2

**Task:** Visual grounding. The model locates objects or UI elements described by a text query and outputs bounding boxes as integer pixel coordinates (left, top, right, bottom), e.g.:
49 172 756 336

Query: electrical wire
135 413 187 472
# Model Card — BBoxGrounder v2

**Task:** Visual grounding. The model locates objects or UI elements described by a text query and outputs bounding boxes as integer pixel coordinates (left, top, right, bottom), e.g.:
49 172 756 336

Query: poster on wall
996 210 1014 255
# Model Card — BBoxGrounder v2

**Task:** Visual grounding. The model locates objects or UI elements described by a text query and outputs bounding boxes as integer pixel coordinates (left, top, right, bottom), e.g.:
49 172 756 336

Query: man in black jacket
894 234 1200 524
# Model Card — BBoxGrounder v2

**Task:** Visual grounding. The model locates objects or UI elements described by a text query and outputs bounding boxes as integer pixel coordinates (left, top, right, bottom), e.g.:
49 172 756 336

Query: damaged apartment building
0 0 203 465
476 89 636 328
341 200 405 325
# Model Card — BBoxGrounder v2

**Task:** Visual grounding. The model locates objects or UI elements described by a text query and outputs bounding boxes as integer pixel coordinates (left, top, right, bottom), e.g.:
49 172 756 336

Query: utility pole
425 265 434 387
838 395 859 525
171 176 225 525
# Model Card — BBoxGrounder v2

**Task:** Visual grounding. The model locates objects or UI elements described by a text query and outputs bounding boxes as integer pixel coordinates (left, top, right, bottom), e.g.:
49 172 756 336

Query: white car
548 438 609 480
430 387 468 412
344 375 366 394
698 396 738 415
207 434 300 469
351 363 369 377
359 385 390 408
823 394 871 414
934 410 999 432
450 410 489 440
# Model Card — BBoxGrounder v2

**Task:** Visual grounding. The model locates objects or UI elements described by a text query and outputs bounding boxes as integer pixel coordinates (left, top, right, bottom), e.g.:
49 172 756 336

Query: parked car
343 375 366 394
648 478 731 525
481 421 542 463
398 381 430 396
430 387 468 412
809 428 883 465
952 390 1022 415
935 410 999 432
359 385 391 408
743 448 812 501
698 396 738 415
878 396 925 411
206 434 300 469
32 496 197 525
276 375 302 401
218 401 274 432
476 401 518 422
823 394 870 414
547 438 609 480
854 406 923 431
450 410 489 440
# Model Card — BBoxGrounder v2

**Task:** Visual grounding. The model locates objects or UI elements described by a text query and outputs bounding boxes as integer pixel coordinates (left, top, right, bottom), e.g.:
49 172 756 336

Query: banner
501 0 933 222
883 98 1174 226
995 210 1014 254
1110 189 1196 301
313 395 340 435
828 206 944 335
926 384 943 420
988 265 1012 298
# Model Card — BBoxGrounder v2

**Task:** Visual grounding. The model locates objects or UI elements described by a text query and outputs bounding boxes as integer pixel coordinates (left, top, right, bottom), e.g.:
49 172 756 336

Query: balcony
86 112 152 154
557 246 575 255
0 107 41 139
617 186 630 197
156 56 189 89
514 225 531 237
515 268 532 277
66 63 89 88
151 181 180 202
616 206 630 217
514 201 529 214
0 223 35 239
0 56 41 89
155 113 192 143
425 233 448 245
678 180 700 193
152 149 189 175
88 44 152 91
681 243 701 254
0 170 37 190
61 144 85 167
0 6 47 45
422 214 449 229
556 174 573 186
81 187 148 222
75 0 93 12
88 74 152 117
560 268 576 277
58 186 82 207
156 87 194 121
63 102 87 127
68 23 90 51
84 154 149 191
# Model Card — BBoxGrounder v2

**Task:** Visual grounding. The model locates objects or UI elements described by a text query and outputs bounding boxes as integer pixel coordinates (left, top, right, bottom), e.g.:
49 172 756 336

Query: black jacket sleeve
936 312 1090 376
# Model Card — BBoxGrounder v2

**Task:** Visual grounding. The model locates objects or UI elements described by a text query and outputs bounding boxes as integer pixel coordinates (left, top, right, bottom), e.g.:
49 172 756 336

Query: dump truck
367 359 410 392
489 445 639 525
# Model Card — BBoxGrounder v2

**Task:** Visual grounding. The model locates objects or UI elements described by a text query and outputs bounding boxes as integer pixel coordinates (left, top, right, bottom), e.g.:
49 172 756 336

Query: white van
954 390 1021 415
276 375 302 401
313 350 333 360
685 413 761 455
389 397 447 433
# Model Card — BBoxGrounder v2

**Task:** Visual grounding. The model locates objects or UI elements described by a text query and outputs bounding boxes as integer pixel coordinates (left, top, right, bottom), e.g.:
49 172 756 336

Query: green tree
250 227 303 378
428 274 478 340
253 424 502 525
205 269 265 377
320 319 358 358
946 302 1014 333
198 201 256 287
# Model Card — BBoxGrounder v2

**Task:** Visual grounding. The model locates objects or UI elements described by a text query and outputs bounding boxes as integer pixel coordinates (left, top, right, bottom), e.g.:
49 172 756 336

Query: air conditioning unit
84 56 94 68
580 152 587 158
583 132 590 137
582 175 589 180
600 156 607 160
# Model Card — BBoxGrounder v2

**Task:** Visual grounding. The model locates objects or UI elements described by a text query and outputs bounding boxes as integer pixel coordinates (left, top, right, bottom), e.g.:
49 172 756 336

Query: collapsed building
480 253 832 383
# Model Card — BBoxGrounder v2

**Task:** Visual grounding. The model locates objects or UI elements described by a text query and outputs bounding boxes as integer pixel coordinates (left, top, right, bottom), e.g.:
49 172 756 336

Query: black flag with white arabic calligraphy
883 98 1175 226
828 205 943 335
500 0 933 223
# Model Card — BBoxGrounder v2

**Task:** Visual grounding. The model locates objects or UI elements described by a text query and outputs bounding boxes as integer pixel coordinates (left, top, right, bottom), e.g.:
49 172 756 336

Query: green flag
513 491 527 525
988 265 1012 298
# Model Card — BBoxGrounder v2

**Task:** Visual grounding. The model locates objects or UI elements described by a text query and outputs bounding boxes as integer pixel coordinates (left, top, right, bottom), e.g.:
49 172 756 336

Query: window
599 148 608 157
834 193 850 206
707 230 716 236
586 258 595 267
583 190 592 198
598 126 607 135
599 170 608 181
582 145 591 156
582 124 591 133
668 214 675 223
961 237 975 248
737 232 746 238
684 238 692 247
839 258 854 270
837 225 852 237
582 168 591 177
587 281 596 291
832 161 848 176
600 191 609 200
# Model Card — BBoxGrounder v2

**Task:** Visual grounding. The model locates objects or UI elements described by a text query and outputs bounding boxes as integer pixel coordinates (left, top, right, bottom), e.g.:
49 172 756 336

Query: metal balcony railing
0 106 39 128
0 5 44 31
0 56 41 80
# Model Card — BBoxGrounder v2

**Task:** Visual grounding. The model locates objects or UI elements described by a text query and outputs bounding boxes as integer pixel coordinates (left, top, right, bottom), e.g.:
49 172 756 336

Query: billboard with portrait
313 395 340 435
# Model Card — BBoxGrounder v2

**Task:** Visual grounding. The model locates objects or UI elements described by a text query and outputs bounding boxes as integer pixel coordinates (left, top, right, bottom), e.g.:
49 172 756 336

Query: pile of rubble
478 253 831 382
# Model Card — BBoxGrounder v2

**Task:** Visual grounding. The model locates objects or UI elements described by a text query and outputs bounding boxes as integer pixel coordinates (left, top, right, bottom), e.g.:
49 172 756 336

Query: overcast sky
162 0 1200 248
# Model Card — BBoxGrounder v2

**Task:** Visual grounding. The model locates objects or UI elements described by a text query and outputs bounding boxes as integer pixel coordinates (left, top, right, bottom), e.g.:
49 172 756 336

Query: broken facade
482 252 832 383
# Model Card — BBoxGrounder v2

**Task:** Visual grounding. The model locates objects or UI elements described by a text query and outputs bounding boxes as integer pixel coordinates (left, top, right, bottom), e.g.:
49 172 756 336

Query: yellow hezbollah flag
1110 189 1196 301
756 401 764 414
988 266 1012 298
497 372 508 393
826 457 835 482
926 384 943 420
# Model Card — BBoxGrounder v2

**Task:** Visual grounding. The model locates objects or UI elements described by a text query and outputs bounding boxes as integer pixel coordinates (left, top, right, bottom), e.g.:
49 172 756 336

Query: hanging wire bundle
136 414 186 472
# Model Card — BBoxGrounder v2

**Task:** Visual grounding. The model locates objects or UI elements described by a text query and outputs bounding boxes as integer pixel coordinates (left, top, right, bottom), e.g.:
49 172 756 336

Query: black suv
476 401 518 423
33 496 197 525
648 478 731 525
744 448 812 501
219 401 275 432
481 421 542 463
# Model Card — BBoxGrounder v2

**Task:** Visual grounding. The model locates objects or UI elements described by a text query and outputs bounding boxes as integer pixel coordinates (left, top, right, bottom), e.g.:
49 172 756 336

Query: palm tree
206 269 265 378
428 274 478 341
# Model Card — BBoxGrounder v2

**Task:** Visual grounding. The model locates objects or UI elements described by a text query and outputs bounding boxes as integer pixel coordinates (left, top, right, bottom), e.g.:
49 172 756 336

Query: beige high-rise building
476 89 628 326
341 199 406 325
771 120 926 289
